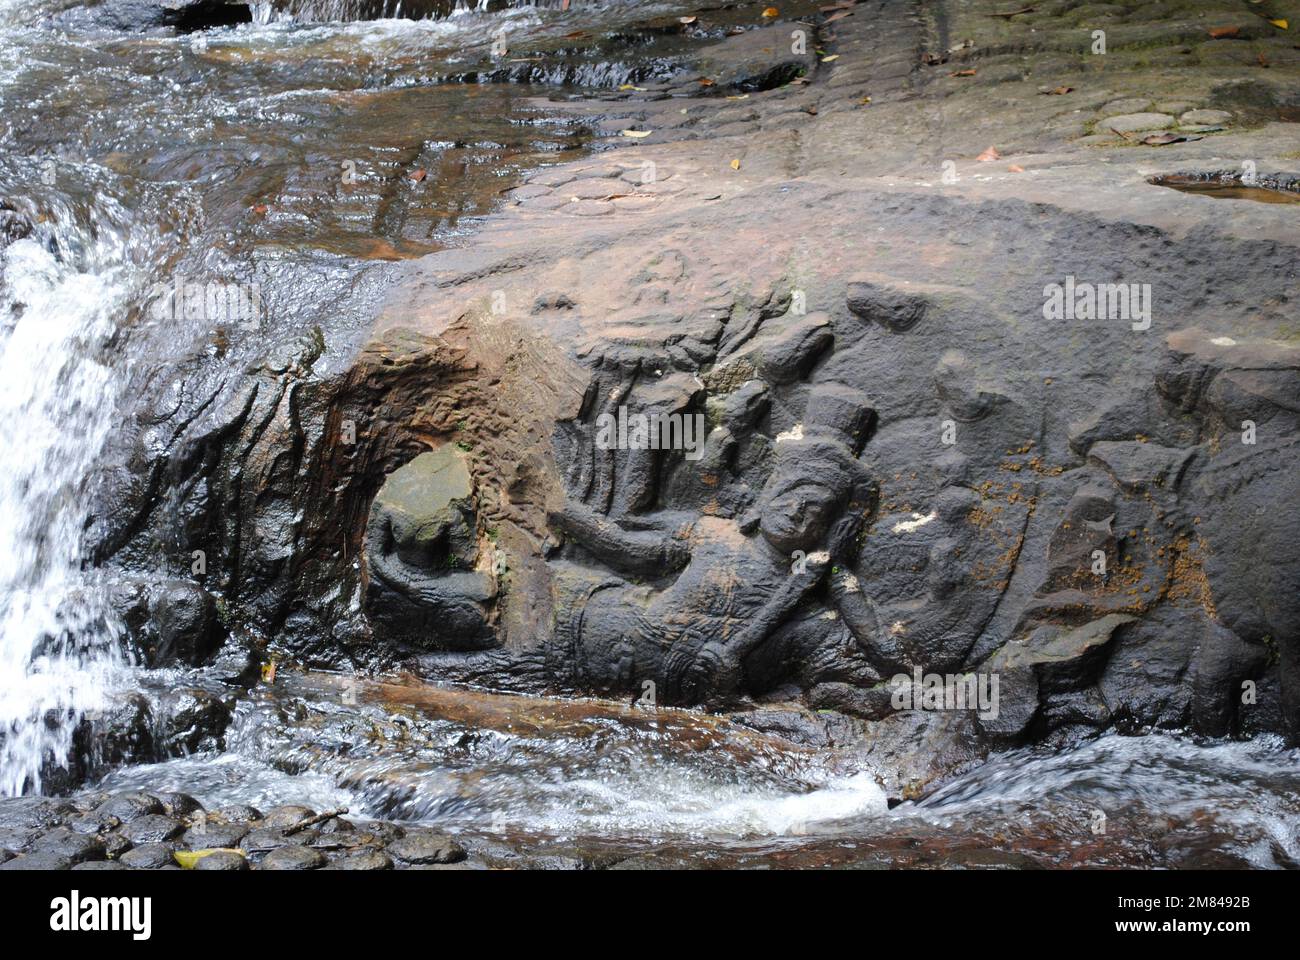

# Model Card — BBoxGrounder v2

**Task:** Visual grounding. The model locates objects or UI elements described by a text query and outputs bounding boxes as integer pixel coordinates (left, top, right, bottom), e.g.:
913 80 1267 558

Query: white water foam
0 198 132 795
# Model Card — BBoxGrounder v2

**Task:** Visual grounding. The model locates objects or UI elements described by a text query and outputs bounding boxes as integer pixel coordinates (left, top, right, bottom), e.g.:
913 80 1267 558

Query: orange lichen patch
1167 535 1218 619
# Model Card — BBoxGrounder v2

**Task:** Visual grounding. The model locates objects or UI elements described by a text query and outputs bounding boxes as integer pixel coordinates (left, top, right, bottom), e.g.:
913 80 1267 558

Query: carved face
758 474 843 555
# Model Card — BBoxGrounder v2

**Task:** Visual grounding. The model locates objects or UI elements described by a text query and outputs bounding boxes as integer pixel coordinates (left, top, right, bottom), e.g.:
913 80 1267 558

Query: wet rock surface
53 0 1298 789
0 789 484 871
4 0 1299 868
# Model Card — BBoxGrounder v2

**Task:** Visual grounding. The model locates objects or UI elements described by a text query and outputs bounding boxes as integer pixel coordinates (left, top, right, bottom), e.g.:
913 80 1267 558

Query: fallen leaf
252 204 268 215
618 84 646 91
825 10 853 22
409 169 427 182
679 16 697 24
822 54 840 62
976 146 1001 161
622 129 653 138
950 68 977 77
858 95 872 105
562 31 589 39
725 93 751 100
1040 85 1073 95
1268 18 1288 29
989 5 1035 18
803 105 819 115
762 6 780 18
1207 25 1240 38
730 158 742 170
697 77 715 86
261 661 276 683
175 849 245 870
1008 164 1025 172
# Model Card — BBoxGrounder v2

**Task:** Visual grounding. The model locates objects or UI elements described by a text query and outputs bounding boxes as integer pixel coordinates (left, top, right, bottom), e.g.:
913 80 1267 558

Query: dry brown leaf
1041 85 1073 95
976 146 1001 161
1207 25 1240 38
1008 164 1026 173
697 77 715 86
950 68 977 77
409 169 427 182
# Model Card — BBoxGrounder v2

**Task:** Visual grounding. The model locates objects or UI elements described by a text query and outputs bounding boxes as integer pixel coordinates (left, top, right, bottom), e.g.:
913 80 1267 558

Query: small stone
1100 98 1152 115
565 199 616 217
212 804 262 824
1102 112 1175 134
261 805 316 829
257 846 327 870
181 822 249 849
96 792 163 823
103 832 133 859
240 826 317 852
0 852 74 870
1179 108 1232 126
387 832 467 865
506 184 552 202
563 178 625 200
72 860 129 870
32 827 105 864
193 850 249 871
120 843 176 869
157 793 205 818
332 849 393 871
122 815 184 845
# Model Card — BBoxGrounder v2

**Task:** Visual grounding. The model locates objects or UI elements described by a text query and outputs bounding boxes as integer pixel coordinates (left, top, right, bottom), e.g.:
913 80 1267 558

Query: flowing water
0 0 1298 868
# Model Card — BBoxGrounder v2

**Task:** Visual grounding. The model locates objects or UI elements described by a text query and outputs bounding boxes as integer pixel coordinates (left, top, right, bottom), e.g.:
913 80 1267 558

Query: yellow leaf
618 84 646 91
174 848 244 869
260 662 276 683
859 96 872 105
762 7 779 17
821 54 839 62
730 158 741 170
1268 18 1287 28
725 94 750 100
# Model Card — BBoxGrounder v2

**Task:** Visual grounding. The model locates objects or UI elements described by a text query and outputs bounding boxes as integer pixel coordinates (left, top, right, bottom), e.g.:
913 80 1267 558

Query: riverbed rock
257 845 327 870
387 832 467 865
75 0 1300 794
120 842 176 869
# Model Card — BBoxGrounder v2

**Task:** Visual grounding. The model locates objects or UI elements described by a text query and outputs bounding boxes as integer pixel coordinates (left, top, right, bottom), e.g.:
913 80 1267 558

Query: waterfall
0 188 134 796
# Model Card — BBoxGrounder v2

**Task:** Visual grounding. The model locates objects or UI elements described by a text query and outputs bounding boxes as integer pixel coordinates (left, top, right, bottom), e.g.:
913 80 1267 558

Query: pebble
1179 108 1232 125
120 843 176 869
388 832 467 865
181 822 250 849
194 850 249 871
257 846 327 870
331 849 393 871
1102 112 1175 134
122 814 185 845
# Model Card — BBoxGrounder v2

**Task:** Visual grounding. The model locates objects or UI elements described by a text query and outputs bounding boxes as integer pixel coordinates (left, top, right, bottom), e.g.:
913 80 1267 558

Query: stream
1 0 1298 870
